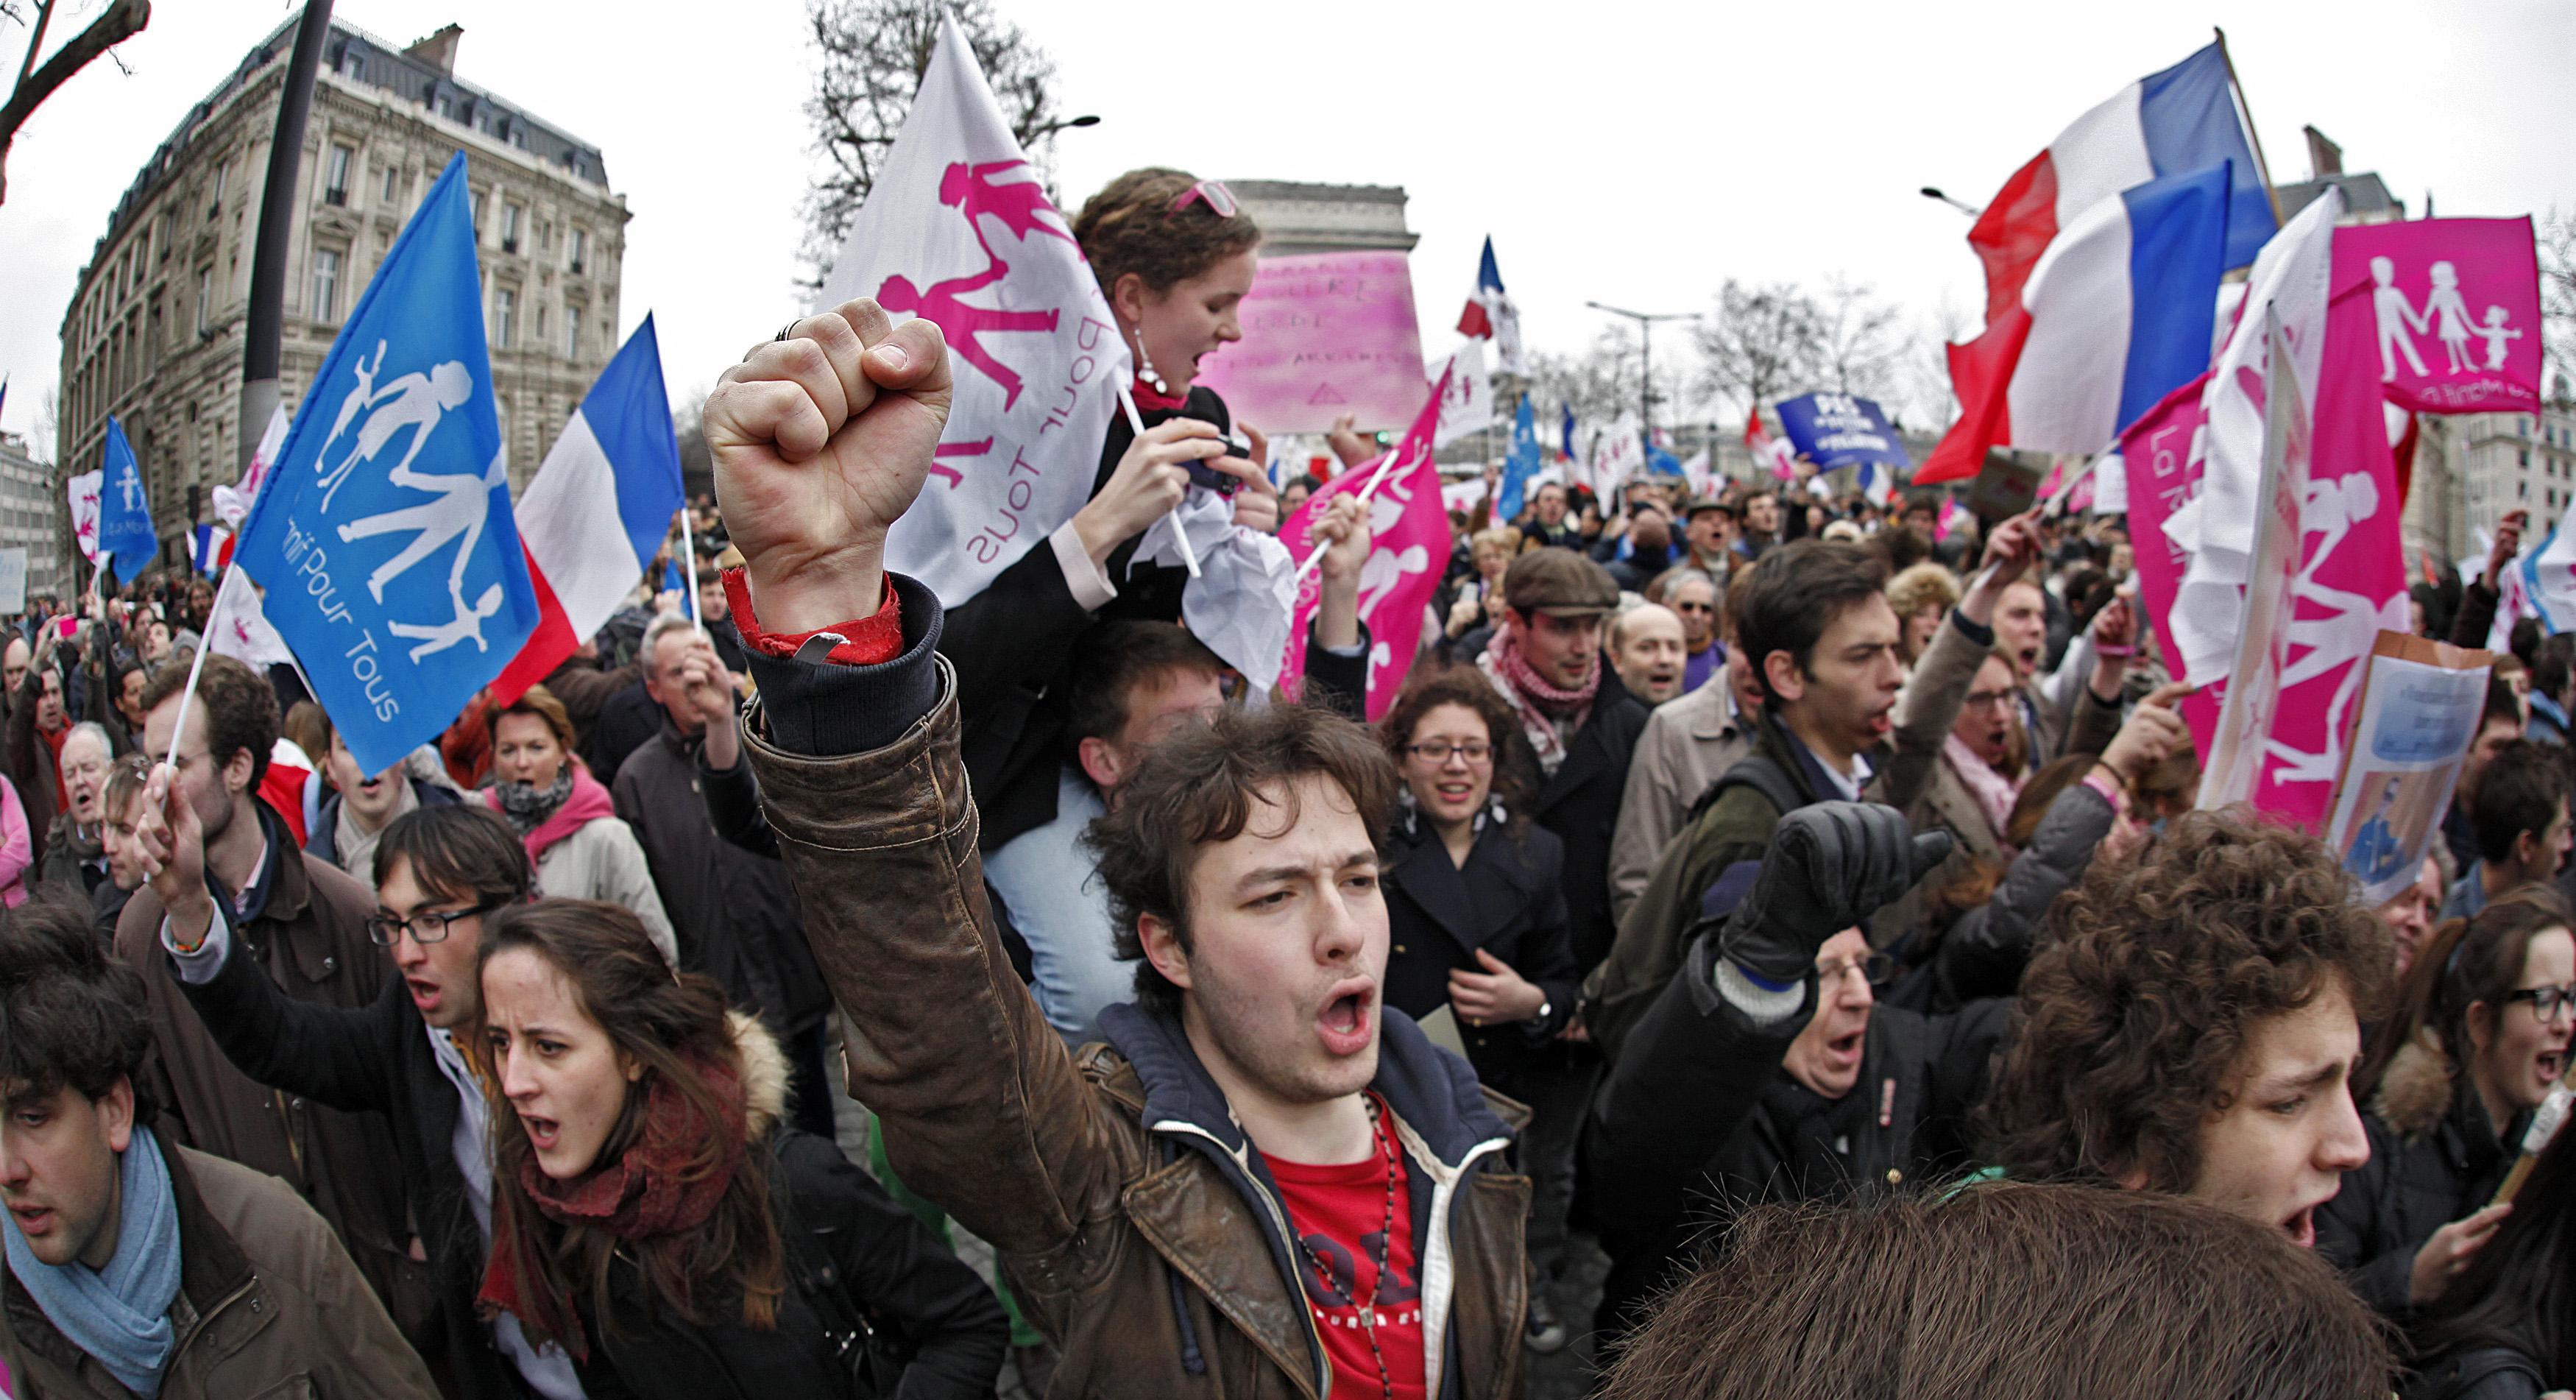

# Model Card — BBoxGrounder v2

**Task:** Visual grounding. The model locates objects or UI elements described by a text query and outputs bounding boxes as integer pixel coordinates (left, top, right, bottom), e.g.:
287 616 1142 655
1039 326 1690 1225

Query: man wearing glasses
151 801 587 1400
110 654 428 1370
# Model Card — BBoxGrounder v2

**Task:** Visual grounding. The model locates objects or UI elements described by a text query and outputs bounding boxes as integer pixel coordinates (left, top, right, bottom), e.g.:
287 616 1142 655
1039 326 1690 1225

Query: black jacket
571 1128 1008 1400
169 917 526 1399
2318 1049 2520 1318
1587 929 2010 1343
1526 669 1650 973
1883 782 2116 1016
1381 810 1577 1086
615 722 832 1033
2405 1345 2550 1400
940 385 1229 853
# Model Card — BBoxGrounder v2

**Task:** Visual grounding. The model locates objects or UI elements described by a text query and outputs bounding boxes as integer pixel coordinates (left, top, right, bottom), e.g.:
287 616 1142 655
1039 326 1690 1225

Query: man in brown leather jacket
703 298 1531 1399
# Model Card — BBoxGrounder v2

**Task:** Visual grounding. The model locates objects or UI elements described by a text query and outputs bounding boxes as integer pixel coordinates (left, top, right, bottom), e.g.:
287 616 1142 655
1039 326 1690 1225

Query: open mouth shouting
1317 978 1378 1058
2280 1201 2322 1249
518 1111 562 1154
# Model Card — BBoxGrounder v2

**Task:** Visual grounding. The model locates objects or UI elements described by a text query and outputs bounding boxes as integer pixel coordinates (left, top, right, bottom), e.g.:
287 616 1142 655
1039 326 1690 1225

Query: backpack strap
1685 754 1805 824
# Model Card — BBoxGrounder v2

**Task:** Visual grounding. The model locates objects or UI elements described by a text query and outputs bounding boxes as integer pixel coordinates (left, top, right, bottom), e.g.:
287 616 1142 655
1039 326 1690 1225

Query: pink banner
2334 217 2541 414
1278 377 1448 719
1195 252 1428 435
2123 269 2411 830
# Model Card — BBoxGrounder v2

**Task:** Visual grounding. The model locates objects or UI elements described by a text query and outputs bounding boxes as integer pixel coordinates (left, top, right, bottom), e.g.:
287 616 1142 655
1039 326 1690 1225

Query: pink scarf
485 767 618 866
1942 732 2023 849
1479 620 1601 777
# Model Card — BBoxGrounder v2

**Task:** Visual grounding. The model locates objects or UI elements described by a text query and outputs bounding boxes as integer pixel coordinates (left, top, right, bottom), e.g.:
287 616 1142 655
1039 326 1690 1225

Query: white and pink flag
813 13 1126 609
1746 407 1797 482
1278 374 1449 720
2337 216 2544 414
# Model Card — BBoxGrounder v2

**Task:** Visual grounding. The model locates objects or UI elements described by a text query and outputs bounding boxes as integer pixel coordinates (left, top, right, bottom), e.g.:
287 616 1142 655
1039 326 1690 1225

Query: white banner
1428 338 1494 450
66 470 102 565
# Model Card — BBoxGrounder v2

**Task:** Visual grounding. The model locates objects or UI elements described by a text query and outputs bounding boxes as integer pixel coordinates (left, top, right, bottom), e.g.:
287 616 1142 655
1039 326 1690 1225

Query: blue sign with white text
1772 392 1914 472
233 152 537 775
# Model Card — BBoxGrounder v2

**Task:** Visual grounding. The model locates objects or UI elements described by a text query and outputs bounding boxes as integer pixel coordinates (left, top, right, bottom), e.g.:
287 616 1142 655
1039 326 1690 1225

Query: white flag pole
158 564 239 783
1289 446 1406 587
677 503 703 632
1113 379 1201 581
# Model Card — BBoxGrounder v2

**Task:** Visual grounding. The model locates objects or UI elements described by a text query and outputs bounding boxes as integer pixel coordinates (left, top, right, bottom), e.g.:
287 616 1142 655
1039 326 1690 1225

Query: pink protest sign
2118 374 2226 756
1195 252 1428 435
2335 217 2541 414
1278 375 1448 718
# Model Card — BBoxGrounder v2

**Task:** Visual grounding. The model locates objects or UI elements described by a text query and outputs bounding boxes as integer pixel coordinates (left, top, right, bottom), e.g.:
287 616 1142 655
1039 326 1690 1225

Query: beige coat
1607 682 1752 925
530 816 679 966
0 1134 438 1399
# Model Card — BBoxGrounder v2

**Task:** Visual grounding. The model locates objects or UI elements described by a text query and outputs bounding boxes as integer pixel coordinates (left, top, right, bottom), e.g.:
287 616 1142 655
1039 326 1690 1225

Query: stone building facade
54 18 628 574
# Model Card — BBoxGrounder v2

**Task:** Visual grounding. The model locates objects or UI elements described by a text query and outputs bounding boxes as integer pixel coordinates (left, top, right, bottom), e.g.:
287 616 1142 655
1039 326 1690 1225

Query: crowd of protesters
4 164 2574 1400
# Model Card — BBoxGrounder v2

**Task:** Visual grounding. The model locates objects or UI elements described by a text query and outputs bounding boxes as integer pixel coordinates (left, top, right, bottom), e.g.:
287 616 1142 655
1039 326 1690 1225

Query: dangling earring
1133 328 1170 396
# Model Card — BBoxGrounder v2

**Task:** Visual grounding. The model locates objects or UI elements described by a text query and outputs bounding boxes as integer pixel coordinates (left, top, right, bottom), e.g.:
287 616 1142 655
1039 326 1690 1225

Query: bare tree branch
799 0 1060 293
1691 279 1829 419
0 0 148 206
2541 207 2576 400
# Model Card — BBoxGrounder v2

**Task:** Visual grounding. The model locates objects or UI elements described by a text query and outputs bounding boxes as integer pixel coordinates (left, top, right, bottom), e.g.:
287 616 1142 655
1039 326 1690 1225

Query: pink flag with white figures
2337 217 2543 414
1277 376 1449 720
2122 251 2410 831
1746 408 1798 481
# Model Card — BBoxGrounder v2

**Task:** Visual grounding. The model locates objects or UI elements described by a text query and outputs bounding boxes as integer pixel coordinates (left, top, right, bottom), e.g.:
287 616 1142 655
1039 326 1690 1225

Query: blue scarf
3 1123 183 1396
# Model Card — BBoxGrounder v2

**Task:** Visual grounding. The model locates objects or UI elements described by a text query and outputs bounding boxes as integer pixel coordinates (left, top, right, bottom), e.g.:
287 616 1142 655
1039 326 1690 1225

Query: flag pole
1112 380 1202 580
1289 446 1405 587
2213 26 2287 227
157 563 239 784
676 503 702 632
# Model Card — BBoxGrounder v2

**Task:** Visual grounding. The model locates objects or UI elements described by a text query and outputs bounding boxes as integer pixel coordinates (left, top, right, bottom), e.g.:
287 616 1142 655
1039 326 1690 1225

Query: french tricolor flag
1967 42 2274 328
492 316 685 704
1917 163 2232 484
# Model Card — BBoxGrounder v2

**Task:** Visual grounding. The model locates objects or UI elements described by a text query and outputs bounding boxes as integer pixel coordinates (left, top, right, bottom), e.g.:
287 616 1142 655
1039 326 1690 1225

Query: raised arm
706 299 1132 1256
163 906 407 1114
1879 512 2037 811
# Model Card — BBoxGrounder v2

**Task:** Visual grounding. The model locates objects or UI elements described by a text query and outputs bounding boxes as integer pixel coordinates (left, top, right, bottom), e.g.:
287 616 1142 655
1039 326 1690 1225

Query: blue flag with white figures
98 417 158 586
233 153 537 775
1498 396 1540 523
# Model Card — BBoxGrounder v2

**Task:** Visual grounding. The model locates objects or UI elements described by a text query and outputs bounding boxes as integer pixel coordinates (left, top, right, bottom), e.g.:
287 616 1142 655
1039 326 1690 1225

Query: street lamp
1585 300 1697 446
1034 113 1102 138
1919 186 1981 218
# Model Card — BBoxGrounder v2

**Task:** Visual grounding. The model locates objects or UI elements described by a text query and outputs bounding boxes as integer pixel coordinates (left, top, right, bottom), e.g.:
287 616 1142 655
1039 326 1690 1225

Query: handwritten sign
1195 252 1426 434
0 549 27 614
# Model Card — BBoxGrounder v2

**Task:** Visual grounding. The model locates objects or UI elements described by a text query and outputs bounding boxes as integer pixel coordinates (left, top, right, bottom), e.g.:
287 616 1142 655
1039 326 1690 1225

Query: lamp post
1585 300 1696 448
1032 113 1101 138
1919 185 1981 218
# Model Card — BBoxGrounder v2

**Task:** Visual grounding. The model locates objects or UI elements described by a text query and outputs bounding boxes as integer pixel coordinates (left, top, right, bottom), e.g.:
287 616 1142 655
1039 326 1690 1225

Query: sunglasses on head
1167 180 1238 219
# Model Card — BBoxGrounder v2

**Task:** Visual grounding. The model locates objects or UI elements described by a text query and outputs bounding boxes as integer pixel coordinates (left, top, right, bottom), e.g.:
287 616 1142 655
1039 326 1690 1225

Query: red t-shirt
1260 1100 1429 1400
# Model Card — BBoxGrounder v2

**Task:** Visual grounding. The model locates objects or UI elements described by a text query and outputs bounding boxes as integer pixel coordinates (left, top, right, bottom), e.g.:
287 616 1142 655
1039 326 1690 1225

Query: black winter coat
1587 928 2010 1345
2318 1047 2520 1318
1381 810 1578 1086
171 911 528 1399
570 1127 1007 1400
1526 669 1649 975
941 384 1232 854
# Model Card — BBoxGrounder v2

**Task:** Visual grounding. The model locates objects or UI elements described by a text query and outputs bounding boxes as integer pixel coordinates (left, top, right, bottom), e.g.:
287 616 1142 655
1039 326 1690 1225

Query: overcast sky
3 0 2569 456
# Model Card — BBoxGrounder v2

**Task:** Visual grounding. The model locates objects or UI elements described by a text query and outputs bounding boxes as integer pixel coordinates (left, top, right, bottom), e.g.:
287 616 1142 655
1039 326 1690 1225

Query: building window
156 213 171 263
565 311 581 360
194 268 211 334
568 226 587 275
381 163 399 203
209 161 226 216
494 288 516 348
437 93 455 120
312 247 342 322
534 304 548 343
469 190 485 237
324 143 353 205
501 202 522 254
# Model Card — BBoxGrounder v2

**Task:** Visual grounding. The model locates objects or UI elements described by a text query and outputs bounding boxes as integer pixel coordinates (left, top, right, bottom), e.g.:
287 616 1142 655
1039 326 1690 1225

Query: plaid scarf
1479 620 1600 777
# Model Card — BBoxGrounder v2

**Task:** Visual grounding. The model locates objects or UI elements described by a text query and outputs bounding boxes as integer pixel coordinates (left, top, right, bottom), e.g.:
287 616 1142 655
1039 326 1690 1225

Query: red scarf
476 1059 746 1357
1129 373 1189 414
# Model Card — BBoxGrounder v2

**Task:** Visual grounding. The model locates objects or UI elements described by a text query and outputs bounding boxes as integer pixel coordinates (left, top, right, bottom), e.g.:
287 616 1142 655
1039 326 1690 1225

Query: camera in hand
1184 431 1249 497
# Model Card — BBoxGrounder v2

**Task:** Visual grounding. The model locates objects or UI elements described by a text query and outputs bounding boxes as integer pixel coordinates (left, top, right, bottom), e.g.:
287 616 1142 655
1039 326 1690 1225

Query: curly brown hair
1072 167 1262 300
1084 702 1398 1017
1375 665 1537 819
1979 810 2395 1192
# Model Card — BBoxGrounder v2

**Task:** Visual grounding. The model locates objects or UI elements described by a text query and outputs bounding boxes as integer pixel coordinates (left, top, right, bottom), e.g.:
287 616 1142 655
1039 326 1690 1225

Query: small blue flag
98 417 159 586
233 152 537 775
1559 403 1577 462
1645 445 1684 478
1498 397 1540 522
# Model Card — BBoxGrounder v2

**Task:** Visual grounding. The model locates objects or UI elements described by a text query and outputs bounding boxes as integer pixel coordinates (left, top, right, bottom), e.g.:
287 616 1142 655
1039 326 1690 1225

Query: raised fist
704 300 953 634
1719 802 1950 986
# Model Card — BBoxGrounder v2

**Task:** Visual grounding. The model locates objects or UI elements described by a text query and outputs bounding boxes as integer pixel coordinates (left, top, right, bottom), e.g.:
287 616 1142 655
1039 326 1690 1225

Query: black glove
1719 802 1952 986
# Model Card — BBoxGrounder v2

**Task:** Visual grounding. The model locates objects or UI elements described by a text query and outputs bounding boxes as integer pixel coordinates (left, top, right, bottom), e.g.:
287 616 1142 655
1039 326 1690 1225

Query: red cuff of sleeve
723 567 903 666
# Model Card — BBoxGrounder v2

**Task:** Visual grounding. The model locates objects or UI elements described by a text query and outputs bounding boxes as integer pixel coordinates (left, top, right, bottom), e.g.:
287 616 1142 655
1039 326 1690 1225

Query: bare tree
801 0 1061 291
1690 279 1827 418
1526 324 1694 433
670 386 711 497
1813 277 1914 407
2541 208 2575 400
0 0 151 205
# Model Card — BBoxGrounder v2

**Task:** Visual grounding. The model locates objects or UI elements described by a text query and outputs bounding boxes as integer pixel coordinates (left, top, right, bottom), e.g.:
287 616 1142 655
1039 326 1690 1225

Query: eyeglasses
1406 740 1493 766
366 901 503 947
1961 689 2018 713
1818 950 1896 987
2506 984 2576 1022
1167 180 1238 219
